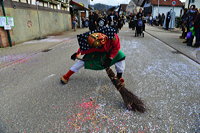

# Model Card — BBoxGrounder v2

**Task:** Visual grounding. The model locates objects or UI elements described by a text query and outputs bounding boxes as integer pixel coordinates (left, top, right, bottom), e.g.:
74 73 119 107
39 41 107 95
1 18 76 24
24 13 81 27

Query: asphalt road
0 25 199 133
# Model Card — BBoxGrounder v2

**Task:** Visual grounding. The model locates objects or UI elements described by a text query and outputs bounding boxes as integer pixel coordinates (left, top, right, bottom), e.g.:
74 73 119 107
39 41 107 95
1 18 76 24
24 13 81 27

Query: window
44 3 48 7
20 0 27 3
11 0 68 10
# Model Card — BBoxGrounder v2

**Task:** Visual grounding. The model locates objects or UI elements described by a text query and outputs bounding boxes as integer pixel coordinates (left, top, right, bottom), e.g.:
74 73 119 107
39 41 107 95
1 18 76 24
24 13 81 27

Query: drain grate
41 48 52 52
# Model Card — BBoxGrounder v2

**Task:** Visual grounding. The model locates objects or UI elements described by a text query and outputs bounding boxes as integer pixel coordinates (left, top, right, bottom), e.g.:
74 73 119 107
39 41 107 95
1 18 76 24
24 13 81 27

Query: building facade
0 0 71 47
126 0 137 15
70 0 90 28
143 0 183 18
152 6 182 18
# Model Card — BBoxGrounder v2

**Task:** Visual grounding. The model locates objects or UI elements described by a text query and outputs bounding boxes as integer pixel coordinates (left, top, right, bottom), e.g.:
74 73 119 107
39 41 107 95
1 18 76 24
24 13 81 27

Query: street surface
0 25 199 133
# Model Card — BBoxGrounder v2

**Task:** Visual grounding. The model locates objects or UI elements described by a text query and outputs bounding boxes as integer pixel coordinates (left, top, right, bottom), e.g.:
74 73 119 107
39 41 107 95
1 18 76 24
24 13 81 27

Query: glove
71 53 77 61
102 57 112 68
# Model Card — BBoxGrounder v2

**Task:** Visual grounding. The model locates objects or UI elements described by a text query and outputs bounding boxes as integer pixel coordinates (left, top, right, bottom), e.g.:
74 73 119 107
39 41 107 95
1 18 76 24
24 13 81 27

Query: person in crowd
158 13 162 26
128 13 134 29
96 14 106 29
136 8 145 31
161 13 165 26
122 14 126 25
72 15 78 31
118 15 124 30
89 12 97 31
94 10 99 25
149 14 153 26
81 17 85 28
136 8 144 19
193 9 200 48
169 9 176 29
184 5 198 46
115 11 120 33
180 8 188 39
126 14 130 24
107 11 118 31
103 13 108 26
165 11 171 30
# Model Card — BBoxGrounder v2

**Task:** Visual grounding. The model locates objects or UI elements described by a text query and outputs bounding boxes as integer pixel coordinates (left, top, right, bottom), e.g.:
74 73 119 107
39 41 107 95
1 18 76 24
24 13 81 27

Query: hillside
90 3 115 11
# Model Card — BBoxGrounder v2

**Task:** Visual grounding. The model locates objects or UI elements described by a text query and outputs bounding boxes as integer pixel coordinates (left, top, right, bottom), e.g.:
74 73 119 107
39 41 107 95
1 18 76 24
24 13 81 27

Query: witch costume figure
60 26 146 113
60 26 126 85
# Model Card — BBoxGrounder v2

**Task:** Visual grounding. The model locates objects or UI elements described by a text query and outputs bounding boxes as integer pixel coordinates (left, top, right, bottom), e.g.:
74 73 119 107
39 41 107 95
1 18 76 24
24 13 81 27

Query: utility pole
158 0 160 16
36 1 42 39
188 0 191 9
0 0 12 47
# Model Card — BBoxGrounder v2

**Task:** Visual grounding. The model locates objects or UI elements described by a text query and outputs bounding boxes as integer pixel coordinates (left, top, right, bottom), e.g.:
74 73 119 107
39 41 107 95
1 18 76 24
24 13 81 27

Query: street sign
4 25 11 30
0 16 6 27
6 17 14 27
0 16 14 27
172 0 176 6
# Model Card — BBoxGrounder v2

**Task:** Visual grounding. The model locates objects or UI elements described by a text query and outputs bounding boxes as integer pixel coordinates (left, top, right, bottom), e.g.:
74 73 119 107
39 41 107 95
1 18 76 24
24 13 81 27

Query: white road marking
43 74 56 81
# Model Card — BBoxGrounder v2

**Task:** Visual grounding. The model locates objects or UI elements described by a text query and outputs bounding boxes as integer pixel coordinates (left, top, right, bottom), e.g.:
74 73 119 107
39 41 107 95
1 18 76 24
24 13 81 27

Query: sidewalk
145 25 200 64
0 28 89 69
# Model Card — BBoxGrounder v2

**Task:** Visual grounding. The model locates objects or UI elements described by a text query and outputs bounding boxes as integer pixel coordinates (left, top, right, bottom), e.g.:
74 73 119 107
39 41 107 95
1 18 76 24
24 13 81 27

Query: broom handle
106 68 146 112
105 67 124 91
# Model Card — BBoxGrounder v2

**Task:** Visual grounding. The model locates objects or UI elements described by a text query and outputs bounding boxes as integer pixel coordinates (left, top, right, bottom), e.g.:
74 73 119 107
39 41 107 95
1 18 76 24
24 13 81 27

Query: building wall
0 7 71 46
126 0 137 15
72 0 90 27
0 0 71 47
152 6 182 18
72 0 90 18
185 0 200 9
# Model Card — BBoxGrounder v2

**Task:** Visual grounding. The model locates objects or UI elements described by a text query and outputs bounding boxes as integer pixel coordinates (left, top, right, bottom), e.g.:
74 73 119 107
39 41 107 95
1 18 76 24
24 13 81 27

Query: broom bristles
106 68 146 113
119 88 146 113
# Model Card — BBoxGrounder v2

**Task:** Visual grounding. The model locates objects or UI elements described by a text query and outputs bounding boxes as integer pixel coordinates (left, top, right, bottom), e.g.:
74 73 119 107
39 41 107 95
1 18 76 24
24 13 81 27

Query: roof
70 0 90 11
132 0 146 6
150 0 183 7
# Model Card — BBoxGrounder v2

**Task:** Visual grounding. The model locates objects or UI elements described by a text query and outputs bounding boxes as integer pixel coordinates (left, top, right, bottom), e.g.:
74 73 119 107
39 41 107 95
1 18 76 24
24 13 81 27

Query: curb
0 36 76 70
145 30 200 64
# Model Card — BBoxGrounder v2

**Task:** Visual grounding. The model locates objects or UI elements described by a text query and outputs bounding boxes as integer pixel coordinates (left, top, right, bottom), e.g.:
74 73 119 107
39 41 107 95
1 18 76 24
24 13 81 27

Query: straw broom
106 67 146 113
76 57 146 113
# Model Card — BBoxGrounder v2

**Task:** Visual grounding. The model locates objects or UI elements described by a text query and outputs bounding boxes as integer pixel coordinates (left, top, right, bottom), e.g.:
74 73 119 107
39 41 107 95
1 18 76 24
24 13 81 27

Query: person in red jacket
60 26 126 84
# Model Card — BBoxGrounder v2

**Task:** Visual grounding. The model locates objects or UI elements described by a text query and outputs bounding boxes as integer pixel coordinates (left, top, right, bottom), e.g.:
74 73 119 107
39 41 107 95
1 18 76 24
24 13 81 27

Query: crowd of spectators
74 5 200 48
145 5 200 48
81 10 126 33
180 5 200 48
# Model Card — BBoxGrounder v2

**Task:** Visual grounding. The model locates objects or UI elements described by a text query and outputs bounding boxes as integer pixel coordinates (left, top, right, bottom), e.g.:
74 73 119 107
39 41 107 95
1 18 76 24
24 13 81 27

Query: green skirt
84 50 125 70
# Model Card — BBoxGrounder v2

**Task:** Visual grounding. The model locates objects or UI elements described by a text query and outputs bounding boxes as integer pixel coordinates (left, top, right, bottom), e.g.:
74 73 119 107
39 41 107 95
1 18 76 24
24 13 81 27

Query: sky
90 0 186 6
